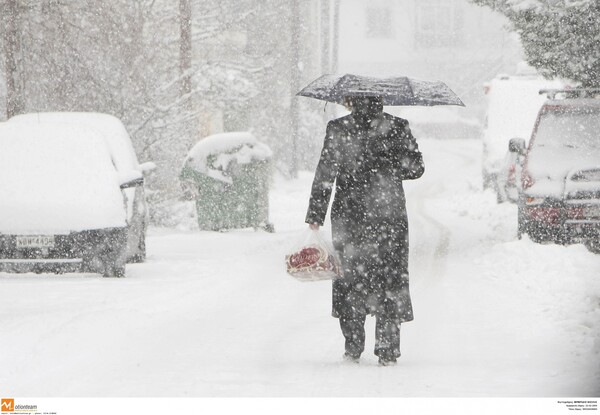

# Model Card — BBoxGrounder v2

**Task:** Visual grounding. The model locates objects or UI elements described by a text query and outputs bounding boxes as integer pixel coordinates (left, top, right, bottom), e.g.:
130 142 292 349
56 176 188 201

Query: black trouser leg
375 317 401 359
339 315 366 358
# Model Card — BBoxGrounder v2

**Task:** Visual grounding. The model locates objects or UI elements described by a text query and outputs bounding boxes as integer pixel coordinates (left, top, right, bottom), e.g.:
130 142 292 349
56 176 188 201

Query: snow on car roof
184 132 272 183
0 122 127 234
9 112 140 173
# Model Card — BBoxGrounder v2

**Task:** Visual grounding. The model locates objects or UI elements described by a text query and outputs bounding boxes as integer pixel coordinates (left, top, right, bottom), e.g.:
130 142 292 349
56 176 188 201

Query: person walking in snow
306 95 424 366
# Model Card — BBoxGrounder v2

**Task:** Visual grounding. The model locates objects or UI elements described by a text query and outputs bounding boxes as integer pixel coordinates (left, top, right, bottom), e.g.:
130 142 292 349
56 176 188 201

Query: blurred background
0 0 524 223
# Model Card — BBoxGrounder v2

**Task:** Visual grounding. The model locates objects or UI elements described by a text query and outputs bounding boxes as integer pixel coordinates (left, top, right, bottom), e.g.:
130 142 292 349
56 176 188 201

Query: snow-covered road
1 139 599 398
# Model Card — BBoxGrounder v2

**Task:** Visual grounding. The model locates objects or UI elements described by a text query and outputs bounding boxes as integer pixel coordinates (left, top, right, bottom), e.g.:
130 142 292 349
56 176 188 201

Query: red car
509 89 600 253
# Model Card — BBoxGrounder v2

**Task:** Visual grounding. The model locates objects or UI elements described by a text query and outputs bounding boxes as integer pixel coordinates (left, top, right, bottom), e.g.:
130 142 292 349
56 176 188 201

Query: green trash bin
180 132 274 232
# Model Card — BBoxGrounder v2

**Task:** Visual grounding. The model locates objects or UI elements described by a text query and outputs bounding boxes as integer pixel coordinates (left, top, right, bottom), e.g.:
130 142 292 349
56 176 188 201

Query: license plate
16 235 55 249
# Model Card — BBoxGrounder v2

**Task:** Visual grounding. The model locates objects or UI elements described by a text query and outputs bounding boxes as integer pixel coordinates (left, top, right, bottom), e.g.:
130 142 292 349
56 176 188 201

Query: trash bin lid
184 132 272 183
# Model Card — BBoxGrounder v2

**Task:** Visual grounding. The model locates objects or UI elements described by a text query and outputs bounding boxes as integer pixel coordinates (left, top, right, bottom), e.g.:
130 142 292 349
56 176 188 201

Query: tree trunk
332 0 340 74
179 0 192 98
320 0 330 74
289 0 301 177
4 0 23 119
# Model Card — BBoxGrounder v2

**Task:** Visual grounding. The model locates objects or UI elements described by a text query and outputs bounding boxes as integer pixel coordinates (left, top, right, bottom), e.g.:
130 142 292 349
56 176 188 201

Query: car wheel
81 254 102 274
102 259 126 278
128 233 146 263
584 239 600 254
102 252 125 278
83 251 126 278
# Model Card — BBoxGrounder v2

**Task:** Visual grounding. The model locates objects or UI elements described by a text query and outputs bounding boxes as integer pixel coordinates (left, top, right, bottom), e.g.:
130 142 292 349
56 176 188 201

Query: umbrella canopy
297 74 465 107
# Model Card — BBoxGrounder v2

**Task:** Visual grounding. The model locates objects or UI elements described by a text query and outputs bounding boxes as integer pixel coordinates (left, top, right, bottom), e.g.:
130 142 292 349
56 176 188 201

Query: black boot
339 315 366 360
375 317 401 366
377 355 397 366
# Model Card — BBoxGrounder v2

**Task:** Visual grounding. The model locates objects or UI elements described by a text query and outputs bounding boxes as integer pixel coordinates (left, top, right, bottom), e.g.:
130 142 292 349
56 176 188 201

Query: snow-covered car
0 121 146 277
510 90 600 253
482 63 563 203
7 112 154 263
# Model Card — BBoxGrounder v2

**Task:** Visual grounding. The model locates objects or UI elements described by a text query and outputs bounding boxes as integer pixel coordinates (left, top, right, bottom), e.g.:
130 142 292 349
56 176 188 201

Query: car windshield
532 107 600 150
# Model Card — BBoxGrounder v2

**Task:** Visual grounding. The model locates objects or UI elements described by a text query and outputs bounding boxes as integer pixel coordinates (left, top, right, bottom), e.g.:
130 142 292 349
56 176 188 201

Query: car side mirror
120 176 144 189
508 138 526 156
119 170 144 189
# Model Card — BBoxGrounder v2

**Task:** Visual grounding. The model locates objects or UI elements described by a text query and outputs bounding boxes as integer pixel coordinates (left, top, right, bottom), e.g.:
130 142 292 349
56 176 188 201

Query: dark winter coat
306 109 424 322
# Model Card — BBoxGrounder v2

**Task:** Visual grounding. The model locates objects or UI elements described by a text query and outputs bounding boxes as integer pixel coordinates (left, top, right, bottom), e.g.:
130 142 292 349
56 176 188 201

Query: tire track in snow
410 183 451 277
408 141 480 280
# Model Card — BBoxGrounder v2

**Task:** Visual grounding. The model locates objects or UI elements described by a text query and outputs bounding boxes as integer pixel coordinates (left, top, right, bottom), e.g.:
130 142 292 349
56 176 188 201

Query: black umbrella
297 73 465 107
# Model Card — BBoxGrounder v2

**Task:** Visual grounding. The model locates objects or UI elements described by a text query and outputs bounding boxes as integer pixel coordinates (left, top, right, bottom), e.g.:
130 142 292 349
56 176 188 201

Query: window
415 0 463 48
366 7 393 39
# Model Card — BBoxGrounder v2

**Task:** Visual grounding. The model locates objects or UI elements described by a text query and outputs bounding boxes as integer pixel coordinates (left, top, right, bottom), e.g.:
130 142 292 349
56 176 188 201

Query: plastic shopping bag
285 229 342 282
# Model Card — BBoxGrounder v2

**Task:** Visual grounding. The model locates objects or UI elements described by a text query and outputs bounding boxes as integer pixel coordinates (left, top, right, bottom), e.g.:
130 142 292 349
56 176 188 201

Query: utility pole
321 0 330 74
321 0 337 122
332 0 340 74
289 0 301 177
5 0 23 119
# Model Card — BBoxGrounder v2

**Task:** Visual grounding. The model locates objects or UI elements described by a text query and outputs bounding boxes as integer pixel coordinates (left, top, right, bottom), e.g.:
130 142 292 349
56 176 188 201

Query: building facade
336 0 524 137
